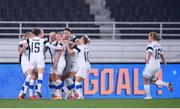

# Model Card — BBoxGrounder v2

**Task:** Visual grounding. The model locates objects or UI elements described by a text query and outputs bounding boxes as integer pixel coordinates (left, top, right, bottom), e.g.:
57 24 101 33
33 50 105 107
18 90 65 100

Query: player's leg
143 77 152 99
18 80 26 99
18 56 29 99
53 74 61 99
22 69 33 97
29 79 35 99
143 68 152 99
18 71 27 99
35 57 45 98
49 74 56 98
73 68 87 99
34 70 38 97
55 62 71 99
150 71 173 92
36 68 44 98
66 71 76 97
65 63 77 97
29 70 38 100
75 76 84 99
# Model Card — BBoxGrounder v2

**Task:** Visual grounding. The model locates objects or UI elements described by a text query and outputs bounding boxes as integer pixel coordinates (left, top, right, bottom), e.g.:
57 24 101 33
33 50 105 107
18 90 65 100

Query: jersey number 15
31 42 40 53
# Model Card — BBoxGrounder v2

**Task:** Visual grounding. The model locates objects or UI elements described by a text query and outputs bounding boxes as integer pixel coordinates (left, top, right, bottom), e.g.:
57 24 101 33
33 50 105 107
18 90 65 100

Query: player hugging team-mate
65 34 91 99
18 27 91 100
18 28 62 99
143 32 173 99
48 32 71 99
18 32 39 100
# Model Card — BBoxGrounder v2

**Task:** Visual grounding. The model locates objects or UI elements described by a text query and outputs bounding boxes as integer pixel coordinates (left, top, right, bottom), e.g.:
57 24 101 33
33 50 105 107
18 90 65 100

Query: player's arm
160 53 167 67
145 46 153 64
66 43 74 54
53 50 62 71
65 40 81 54
18 43 27 55
45 41 63 50
67 44 81 54
145 51 152 64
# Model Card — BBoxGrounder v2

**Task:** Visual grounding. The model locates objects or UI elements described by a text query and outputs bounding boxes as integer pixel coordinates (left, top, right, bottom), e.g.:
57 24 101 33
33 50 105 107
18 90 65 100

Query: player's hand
53 65 57 71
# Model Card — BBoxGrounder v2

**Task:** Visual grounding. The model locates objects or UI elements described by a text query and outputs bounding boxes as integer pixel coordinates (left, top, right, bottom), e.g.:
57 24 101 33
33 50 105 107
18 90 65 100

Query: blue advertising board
0 63 179 98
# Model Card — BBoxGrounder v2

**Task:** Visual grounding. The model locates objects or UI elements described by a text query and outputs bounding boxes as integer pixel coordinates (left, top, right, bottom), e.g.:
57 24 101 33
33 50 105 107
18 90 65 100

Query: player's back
147 41 162 65
29 36 45 56
77 45 90 68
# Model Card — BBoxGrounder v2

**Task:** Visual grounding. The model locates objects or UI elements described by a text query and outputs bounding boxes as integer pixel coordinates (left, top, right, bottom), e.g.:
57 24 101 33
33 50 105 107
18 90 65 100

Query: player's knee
143 77 149 84
49 74 54 82
60 75 66 81
150 80 156 85
31 75 36 80
76 76 83 82
54 74 60 80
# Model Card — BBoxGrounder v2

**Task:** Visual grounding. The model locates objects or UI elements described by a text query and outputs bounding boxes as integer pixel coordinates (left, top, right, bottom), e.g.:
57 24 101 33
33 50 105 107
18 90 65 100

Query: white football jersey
48 41 58 64
18 40 28 57
18 40 29 74
28 36 47 55
74 45 90 68
146 41 162 65
53 42 66 61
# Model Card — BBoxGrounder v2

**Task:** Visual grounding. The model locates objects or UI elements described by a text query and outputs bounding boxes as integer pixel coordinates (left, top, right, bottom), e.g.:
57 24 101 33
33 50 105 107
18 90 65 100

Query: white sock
144 85 151 97
56 79 70 97
34 80 38 96
75 81 83 98
54 79 62 97
19 82 25 96
49 81 56 96
66 78 75 95
29 79 35 97
155 80 168 87
37 73 43 93
23 74 32 94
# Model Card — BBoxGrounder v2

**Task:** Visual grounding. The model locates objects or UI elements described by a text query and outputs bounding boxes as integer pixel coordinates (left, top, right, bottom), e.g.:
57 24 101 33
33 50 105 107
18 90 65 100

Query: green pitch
0 99 179 108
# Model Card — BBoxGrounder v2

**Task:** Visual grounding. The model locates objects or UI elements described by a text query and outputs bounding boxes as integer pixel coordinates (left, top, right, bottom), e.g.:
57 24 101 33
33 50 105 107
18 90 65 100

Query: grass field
0 99 180 108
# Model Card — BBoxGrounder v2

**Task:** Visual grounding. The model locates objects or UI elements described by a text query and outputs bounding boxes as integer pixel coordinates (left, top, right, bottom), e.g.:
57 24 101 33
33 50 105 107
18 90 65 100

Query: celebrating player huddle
18 28 91 100
17 28 172 100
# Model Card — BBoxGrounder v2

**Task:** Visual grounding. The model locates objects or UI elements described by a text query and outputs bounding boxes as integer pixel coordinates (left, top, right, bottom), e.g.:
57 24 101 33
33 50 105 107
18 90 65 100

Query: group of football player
18 27 91 100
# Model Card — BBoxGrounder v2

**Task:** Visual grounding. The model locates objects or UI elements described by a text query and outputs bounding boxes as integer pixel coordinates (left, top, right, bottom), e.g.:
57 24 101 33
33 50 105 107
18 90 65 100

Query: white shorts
76 66 91 79
143 64 160 80
29 54 45 69
66 60 78 73
50 58 66 76
21 55 29 74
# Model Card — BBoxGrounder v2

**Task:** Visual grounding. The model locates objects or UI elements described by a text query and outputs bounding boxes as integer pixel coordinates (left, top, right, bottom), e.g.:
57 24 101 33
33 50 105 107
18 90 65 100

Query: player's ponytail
83 35 90 44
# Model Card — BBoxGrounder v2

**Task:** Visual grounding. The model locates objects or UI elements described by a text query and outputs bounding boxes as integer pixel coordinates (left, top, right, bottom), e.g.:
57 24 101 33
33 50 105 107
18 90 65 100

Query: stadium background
0 0 180 100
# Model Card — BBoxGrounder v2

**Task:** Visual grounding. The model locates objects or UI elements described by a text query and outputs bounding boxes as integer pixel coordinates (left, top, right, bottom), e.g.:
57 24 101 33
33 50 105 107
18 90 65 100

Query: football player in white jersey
143 32 173 99
18 32 38 100
63 28 78 98
22 28 51 99
65 35 91 99
48 32 71 99
47 32 57 98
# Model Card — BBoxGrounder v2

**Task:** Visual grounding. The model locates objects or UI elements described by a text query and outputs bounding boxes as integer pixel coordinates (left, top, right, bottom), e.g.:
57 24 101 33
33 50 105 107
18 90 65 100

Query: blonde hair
25 32 32 39
82 35 90 44
49 31 56 36
149 32 161 41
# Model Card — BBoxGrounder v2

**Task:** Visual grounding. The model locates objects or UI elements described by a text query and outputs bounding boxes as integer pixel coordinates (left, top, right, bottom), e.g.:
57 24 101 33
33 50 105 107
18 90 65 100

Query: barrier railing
0 21 180 39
